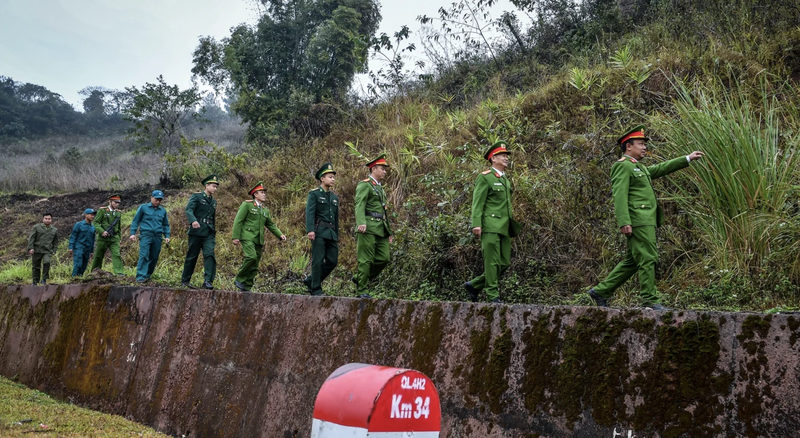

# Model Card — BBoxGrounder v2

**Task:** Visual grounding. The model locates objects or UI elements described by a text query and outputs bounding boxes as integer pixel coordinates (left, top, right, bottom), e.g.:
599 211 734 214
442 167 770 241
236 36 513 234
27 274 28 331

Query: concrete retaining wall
1 284 798 437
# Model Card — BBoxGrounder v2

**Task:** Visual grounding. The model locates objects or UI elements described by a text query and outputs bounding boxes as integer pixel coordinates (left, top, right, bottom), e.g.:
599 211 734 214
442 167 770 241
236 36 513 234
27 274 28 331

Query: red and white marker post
311 363 441 437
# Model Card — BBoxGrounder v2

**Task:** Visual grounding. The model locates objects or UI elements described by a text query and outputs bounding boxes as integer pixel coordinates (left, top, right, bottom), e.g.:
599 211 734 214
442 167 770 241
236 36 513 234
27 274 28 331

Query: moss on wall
631 314 731 437
519 309 733 436
735 315 774 438
42 285 130 400
409 304 444 378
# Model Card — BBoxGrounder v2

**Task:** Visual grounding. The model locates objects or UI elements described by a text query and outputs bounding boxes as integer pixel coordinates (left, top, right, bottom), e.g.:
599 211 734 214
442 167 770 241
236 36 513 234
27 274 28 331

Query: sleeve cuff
686 155 691 163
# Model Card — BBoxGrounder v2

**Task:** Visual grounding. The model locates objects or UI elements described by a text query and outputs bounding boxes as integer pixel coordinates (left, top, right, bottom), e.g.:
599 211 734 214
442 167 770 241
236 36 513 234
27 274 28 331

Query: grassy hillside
1 0 799 312
0 376 169 437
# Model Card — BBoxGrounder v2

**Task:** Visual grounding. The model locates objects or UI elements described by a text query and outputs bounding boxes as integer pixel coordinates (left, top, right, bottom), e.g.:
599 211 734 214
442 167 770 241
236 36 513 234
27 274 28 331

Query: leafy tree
122 75 204 185
78 86 134 116
191 0 381 142
367 25 425 98
0 75 81 140
82 90 106 116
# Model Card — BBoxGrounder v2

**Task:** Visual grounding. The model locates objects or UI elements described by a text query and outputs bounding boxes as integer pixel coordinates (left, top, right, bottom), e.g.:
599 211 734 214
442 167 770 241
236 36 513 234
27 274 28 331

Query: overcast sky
0 0 522 109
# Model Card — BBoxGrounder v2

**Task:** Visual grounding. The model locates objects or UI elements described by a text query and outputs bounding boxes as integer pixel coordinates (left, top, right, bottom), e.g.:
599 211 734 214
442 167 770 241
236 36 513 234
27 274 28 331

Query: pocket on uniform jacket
484 213 503 222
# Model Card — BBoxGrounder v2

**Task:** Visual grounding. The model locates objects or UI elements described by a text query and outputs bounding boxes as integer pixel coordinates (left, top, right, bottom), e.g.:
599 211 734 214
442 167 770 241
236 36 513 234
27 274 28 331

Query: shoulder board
245 200 254 203
362 179 370 182
481 169 492 174
617 157 626 162
99 206 109 210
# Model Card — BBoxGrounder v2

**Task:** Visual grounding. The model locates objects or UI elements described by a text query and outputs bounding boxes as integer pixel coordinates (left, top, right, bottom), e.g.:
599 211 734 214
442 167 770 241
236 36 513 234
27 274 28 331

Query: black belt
366 212 384 219
317 220 334 228
199 218 214 224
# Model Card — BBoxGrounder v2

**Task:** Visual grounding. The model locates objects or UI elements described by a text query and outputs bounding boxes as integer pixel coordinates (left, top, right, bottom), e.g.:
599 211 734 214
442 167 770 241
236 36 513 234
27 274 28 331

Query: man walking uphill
130 190 171 283
90 194 124 275
69 209 96 277
182 175 219 290
303 163 339 296
589 125 704 310
231 182 286 292
28 213 58 285
464 141 519 304
353 154 393 298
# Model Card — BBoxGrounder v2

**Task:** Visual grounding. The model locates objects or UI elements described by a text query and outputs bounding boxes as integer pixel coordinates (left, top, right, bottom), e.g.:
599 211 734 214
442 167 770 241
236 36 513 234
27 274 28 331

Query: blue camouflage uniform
130 202 171 282
69 220 96 276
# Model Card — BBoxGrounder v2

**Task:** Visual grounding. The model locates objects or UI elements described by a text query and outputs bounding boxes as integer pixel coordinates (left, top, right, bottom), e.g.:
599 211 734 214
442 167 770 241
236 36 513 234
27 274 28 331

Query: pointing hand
688 151 705 161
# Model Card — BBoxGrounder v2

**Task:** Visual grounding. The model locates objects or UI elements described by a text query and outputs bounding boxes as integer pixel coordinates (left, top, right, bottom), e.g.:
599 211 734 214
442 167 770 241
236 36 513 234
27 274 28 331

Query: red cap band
487 146 508 161
368 158 388 168
620 131 646 145
249 185 265 196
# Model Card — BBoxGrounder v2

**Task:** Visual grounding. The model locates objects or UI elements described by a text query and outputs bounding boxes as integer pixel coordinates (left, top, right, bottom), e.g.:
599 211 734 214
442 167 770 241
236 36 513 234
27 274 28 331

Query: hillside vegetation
2 0 800 312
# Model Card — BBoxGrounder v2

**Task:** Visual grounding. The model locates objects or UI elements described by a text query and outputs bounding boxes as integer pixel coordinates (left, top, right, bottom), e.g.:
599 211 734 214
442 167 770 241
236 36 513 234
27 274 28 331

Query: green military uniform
90 194 124 275
592 126 691 305
467 142 514 302
354 154 392 294
232 182 283 291
181 175 218 288
303 163 339 296
28 222 58 284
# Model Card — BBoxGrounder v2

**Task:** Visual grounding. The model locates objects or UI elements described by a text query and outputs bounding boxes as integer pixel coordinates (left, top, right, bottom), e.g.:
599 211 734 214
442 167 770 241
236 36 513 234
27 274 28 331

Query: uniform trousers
32 252 52 283
305 237 338 294
593 225 660 305
469 232 511 301
136 233 163 282
355 233 390 292
182 234 216 284
72 248 92 277
235 240 262 290
91 238 123 274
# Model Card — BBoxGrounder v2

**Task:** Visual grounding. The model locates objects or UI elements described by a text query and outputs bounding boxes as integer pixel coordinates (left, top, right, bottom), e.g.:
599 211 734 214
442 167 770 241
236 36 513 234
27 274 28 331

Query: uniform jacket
471 168 513 236
305 186 339 241
130 203 171 238
69 221 96 251
612 155 690 228
185 192 217 237
355 177 392 237
231 200 283 245
28 224 58 254
95 206 122 240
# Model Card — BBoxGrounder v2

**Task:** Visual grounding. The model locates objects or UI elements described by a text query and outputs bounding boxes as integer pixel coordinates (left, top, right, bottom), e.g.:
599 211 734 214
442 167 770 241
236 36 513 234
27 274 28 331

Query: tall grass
655 79 800 281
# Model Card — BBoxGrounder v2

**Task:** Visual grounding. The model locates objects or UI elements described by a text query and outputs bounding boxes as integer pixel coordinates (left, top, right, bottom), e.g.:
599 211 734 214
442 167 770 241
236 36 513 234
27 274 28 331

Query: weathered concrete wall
1 284 798 438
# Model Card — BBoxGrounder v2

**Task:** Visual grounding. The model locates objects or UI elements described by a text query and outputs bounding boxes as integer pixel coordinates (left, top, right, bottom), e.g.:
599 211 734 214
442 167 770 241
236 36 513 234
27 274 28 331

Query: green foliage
0 376 170 437
0 76 80 141
368 25 422 98
169 137 249 189
191 0 381 142
655 78 800 286
123 75 204 185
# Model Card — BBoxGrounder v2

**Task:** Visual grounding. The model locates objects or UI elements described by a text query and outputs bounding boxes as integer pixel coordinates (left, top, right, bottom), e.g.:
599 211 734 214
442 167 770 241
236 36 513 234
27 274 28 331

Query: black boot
589 288 607 307
463 282 479 302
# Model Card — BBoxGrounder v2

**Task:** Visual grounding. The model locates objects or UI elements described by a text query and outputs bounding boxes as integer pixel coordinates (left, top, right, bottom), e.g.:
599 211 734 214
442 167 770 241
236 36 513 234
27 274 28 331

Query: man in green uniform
28 212 58 285
231 182 286 291
303 163 339 296
181 175 219 289
464 142 516 303
90 194 124 275
354 154 393 298
589 126 704 310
